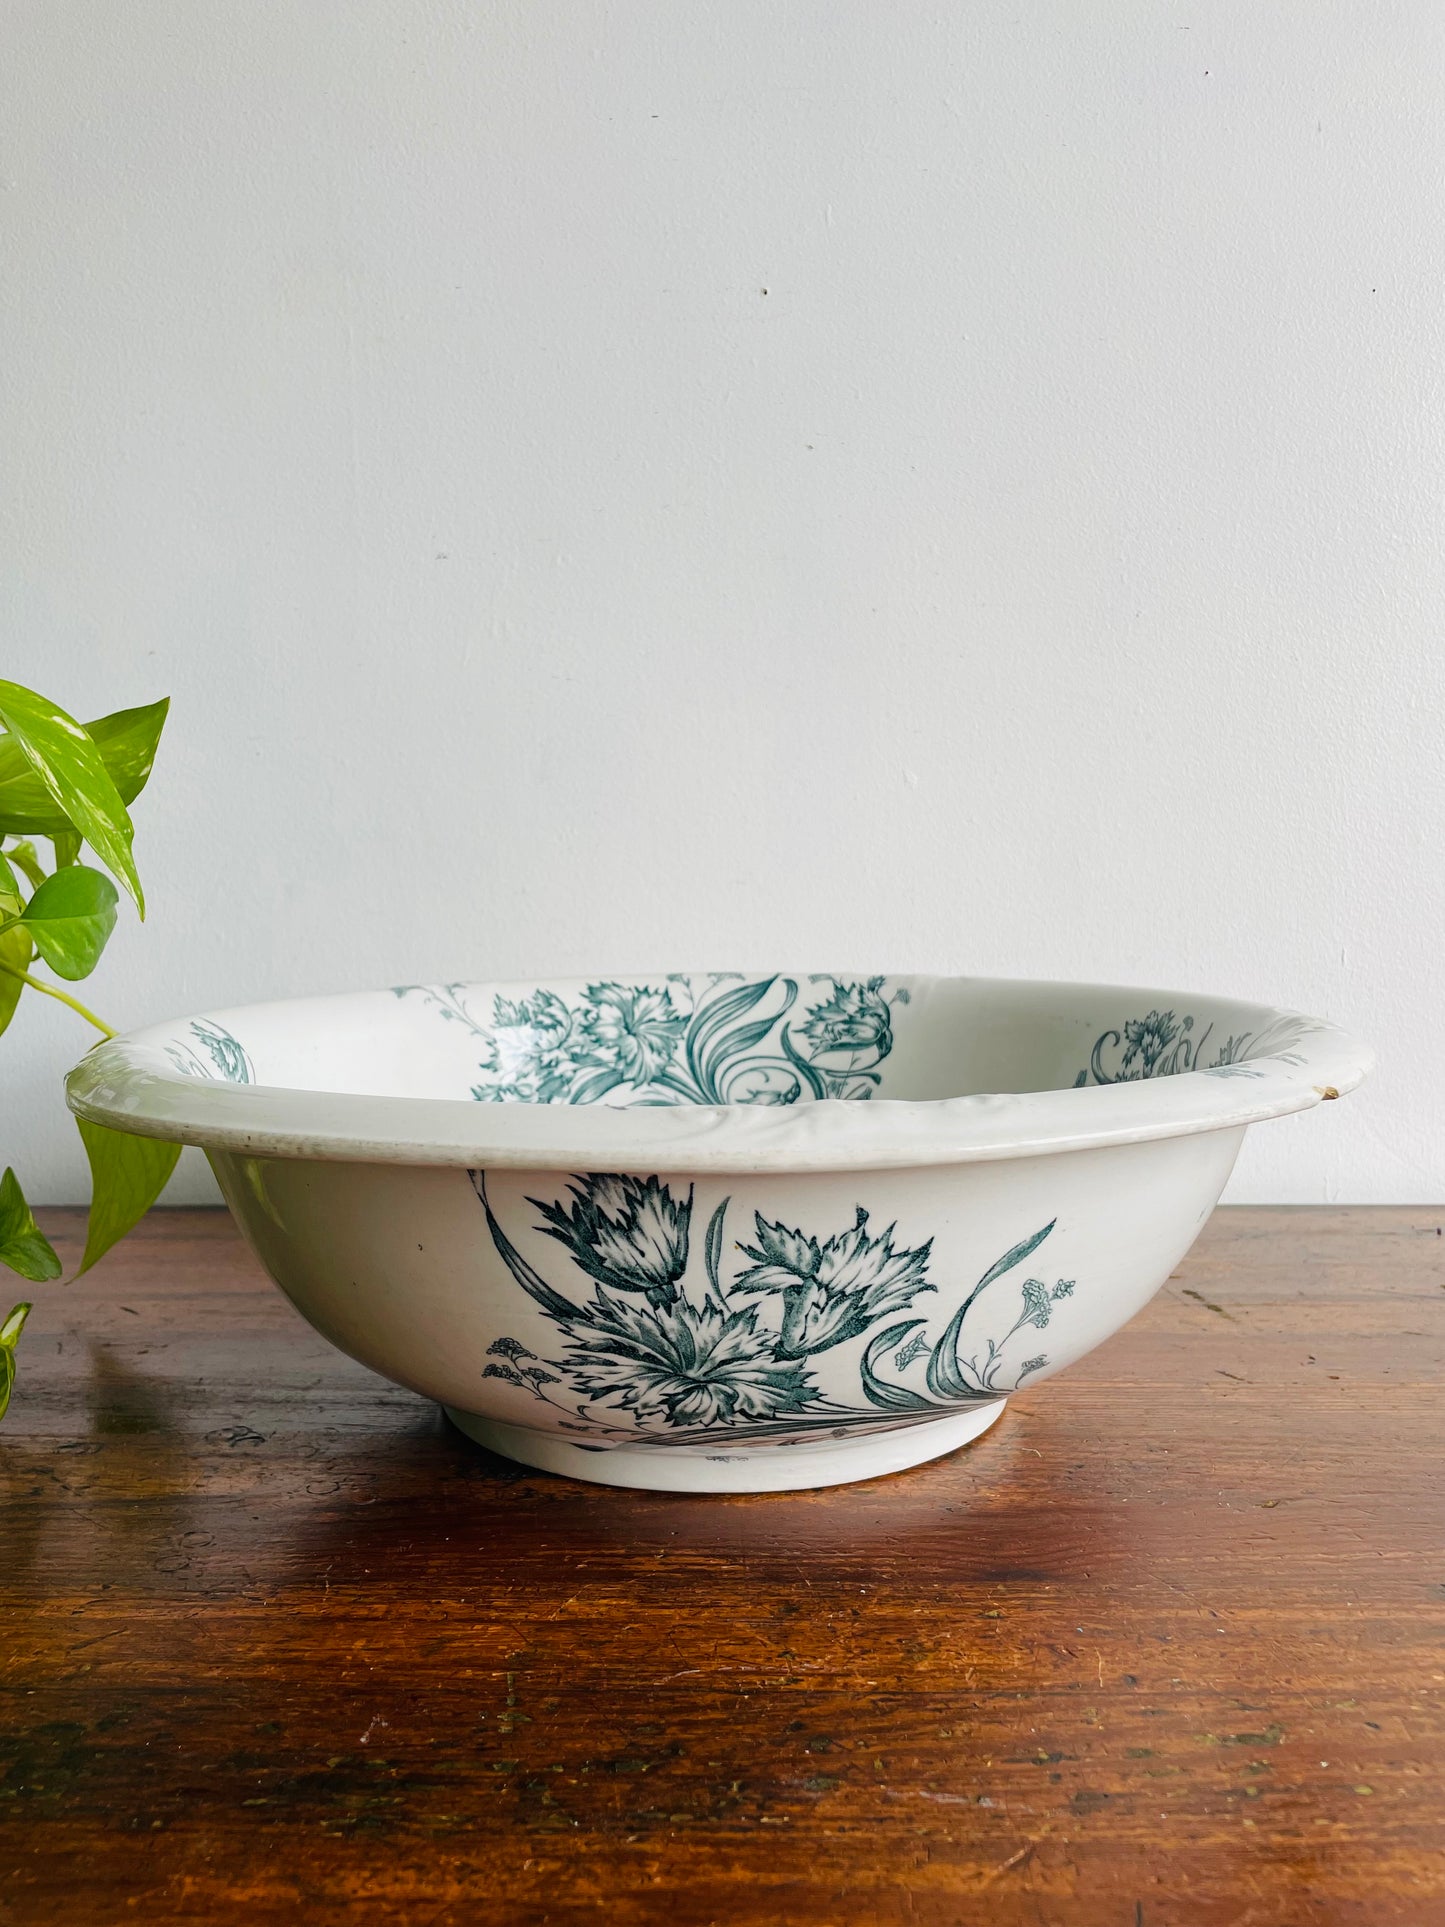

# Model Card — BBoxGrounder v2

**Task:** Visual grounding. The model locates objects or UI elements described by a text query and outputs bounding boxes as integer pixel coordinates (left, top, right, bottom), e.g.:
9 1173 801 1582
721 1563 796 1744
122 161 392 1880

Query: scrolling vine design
1074 1009 1325 1086
396 974 908 1107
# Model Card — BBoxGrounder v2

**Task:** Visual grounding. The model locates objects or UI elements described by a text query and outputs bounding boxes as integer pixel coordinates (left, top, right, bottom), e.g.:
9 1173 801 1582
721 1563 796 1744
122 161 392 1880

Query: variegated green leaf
0 924 33 1037
0 1301 32 1421
5 840 46 891
0 681 143 914
0 1167 61 1282
76 1118 182 1277
19 864 118 980
0 697 169 837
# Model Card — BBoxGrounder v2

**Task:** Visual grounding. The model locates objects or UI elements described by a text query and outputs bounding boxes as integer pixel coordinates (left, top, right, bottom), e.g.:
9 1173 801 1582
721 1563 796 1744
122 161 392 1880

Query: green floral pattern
396 974 907 1106
473 1171 1075 1447
165 1019 252 1084
1075 1010 1323 1086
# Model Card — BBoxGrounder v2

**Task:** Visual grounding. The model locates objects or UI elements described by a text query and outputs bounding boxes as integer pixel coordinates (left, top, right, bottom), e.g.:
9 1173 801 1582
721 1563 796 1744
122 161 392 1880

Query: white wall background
2 2 1439 1205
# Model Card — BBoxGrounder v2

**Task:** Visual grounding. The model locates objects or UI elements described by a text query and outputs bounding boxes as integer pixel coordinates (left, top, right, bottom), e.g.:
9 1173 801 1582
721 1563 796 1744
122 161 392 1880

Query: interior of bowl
146 972 1331 1107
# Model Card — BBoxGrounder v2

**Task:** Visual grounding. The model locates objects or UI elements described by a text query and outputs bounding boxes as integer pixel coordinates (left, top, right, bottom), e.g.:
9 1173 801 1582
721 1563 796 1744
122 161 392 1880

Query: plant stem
0 962 115 1038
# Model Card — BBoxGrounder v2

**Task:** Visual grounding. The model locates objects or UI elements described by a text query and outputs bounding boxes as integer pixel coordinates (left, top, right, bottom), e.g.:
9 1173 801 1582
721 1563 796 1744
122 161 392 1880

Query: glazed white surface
199 1126 1245 1490
65 975 1371 1174
61 972 1368 1490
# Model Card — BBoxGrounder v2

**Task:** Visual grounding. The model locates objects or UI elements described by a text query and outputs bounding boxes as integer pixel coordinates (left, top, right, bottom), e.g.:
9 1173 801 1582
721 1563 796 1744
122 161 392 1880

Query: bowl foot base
442 1400 1007 1493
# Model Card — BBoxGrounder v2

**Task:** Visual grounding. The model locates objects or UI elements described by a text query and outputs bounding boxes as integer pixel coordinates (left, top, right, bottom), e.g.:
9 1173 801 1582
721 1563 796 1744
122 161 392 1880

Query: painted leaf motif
0 681 144 914
687 975 777 1057
702 1196 730 1299
18 865 119 980
699 1008 791 1099
969 1220 1058 1301
470 1171 584 1320
75 1119 182 1277
778 1022 828 1098
860 1320 937 1412
0 1167 61 1282
685 976 784 1097
569 1067 626 1105
926 1219 1057 1400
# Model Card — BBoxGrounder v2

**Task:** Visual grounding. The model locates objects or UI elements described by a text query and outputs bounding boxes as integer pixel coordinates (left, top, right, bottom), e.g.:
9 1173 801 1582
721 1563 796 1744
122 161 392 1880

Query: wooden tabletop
2 1205 1442 1926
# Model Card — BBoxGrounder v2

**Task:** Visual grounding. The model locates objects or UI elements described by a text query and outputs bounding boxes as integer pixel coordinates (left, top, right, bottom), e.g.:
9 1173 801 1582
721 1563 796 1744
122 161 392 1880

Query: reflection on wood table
2 1207 1442 1926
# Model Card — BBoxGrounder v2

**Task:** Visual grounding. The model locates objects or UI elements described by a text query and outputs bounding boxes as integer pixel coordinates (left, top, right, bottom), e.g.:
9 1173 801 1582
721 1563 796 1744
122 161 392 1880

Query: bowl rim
64 973 1373 1174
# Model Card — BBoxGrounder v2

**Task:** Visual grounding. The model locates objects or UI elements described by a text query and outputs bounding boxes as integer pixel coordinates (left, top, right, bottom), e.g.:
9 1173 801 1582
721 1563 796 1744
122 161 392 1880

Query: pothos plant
0 679 179 1420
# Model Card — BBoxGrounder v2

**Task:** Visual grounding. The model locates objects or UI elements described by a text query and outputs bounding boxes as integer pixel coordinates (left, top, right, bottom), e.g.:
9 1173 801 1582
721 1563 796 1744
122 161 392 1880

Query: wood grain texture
1 1205 1442 1926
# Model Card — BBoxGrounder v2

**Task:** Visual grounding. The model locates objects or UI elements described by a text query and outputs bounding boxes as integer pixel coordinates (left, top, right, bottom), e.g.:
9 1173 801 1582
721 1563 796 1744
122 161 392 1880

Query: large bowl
66 973 1370 1493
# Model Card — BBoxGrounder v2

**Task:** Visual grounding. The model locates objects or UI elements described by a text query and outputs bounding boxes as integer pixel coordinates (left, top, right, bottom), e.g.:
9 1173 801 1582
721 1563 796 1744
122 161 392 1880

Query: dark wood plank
2 1205 1442 1925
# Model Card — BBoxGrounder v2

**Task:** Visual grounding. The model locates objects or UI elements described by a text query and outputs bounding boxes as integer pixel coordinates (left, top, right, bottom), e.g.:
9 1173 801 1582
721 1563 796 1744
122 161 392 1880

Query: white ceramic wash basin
66 972 1371 1492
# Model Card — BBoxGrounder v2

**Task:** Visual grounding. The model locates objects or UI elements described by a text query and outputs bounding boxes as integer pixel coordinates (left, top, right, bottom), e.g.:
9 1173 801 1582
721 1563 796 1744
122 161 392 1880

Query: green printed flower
487 1336 533 1361
475 989 577 1102
576 983 689 1088
733 1206 934 1358
563 1293 815 1426
532 1173 693 1306
1010 1276 1076 1335
463 973 905 1109
482 1334 560 1396
1120 1009 1190 1077
799 977 893 1064
728 1066 802 1106
1018 1279 1051 1329
1211 1034 1249 1067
